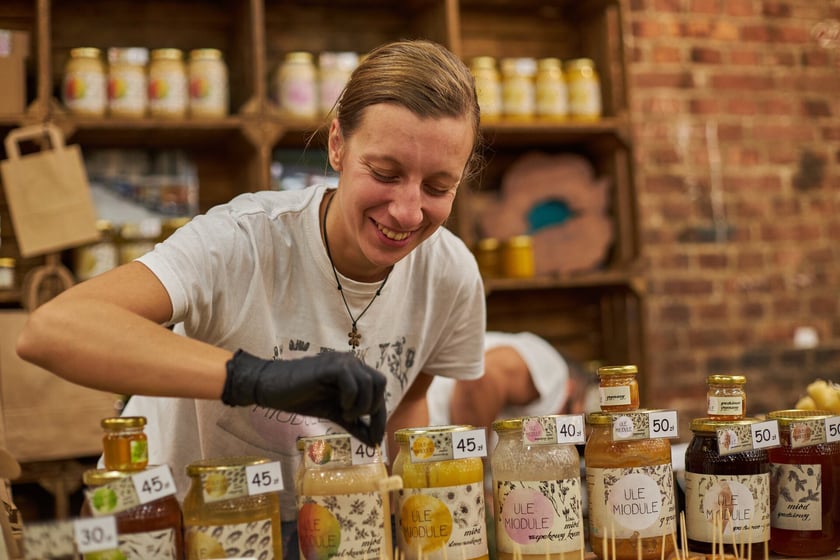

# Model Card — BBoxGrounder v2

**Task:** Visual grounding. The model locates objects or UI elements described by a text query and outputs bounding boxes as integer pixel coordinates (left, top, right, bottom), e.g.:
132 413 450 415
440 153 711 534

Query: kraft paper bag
0 124 99 257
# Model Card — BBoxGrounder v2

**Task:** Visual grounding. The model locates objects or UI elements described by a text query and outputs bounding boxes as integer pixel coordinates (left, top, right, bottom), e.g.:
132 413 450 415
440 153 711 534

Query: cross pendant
348 326 362 348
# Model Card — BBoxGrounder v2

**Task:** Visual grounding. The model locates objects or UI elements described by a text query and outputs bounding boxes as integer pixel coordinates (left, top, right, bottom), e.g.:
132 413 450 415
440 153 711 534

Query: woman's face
328 102 474 281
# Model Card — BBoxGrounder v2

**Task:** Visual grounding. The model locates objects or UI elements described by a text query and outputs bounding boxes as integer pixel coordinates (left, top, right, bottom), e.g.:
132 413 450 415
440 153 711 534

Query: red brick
688 327 736 348
723 175 783 195
802 49 831 67
660 278 716 296
810 296 838 317
773 23 811 44
763 2 793 18
803 99 832 117
732 199 770 219
710 21 740 41
652 0 682 11
652 45 683 64
698 252 728 269
690 0 720 15
652 252 692 269
709 73 775 90
633 71 695 88
697 302 730 321
736 251 766 270
761 98 797 116
641 174 687 195
739 301 766 319
659 302 691 323
740 24 772 42
726 98 759 115
691 47 723 63
683 19 713 38
728 48 762 65
689 97 721 114
725 0 755 17
772 297 802 315
752 123 817 142
765 51 797 66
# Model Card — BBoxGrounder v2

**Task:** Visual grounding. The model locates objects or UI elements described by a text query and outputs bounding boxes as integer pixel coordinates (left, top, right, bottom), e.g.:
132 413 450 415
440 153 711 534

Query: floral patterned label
297 491 386 560
586 464 676 540
495 478 582 554
396 483 487 560
684 472 770 544
770 463 822 531
186 519 274 559
82 528 178 559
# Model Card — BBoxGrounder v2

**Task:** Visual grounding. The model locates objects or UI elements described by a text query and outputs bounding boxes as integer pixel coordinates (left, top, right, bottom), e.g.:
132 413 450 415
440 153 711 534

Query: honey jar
296 434 399 560
706 374 747 420
81 467 184 559
501 57 536 121
474 237 501 279
148 48 187 119
767 409 840 556
564 58 602 120
500 235 535 279
392 426 489 560
63 47 107 117
277 51 318 120
535 58 568 121
470 56 502 122
107 47 148 119
597 365 640 412
584 412 676 560
101 416 148 472
188 48 229 118
183 456 283 560
74 219 119 281
684 418 770 556
491 416 584 559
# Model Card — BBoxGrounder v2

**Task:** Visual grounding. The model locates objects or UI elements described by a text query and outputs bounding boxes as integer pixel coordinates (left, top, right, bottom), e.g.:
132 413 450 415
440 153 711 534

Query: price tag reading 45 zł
452 428 487 459
132 465 177 504
246 461 283 496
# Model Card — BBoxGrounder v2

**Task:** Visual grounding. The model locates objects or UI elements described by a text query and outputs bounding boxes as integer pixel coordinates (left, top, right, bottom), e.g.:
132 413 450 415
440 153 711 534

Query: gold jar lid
586 412 613 425
503 235 533 248
296 433 351 451
690 417 758 434
538 57 562 72
186 455 270 476
597 365 637 377
101 416 146 431
285 51 313 63
107 47 149 65
83 468 133 486
0 257 15 267
151 48 184 61
707 374 746 386
564 57 596 71
394 425 474 444
470 56 497 70
493 415 569 433
476 237 500 251
767 408 834 427
190 48 223 61
70 47 102 60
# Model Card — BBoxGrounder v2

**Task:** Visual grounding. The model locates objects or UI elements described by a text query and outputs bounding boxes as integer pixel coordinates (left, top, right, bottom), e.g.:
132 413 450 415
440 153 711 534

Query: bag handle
3 123 66 161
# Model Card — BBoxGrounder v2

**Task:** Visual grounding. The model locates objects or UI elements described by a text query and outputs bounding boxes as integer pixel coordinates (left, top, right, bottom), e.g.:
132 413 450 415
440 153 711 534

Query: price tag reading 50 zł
649 410 679 439
751 419 781 450
132 465 177 504
246 461 283 496
74 516 118 554
452 428 487 459
826 415 840 443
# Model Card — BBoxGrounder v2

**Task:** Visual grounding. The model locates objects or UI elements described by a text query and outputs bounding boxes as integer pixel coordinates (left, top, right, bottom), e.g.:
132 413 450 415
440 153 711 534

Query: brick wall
625 0 840 433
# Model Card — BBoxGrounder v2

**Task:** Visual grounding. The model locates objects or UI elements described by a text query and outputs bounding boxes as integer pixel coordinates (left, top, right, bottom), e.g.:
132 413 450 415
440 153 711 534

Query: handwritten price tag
649 410 679 439
751 420 781 450
132 465 177 504
825 416 840 443
554 414 585 445
452 428 487 459
246 461 283 495
73 516 118 553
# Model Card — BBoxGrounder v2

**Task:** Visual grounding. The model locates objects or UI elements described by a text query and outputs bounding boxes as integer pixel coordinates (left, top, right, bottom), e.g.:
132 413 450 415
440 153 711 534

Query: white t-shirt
426 331 569 426
124 185 485 519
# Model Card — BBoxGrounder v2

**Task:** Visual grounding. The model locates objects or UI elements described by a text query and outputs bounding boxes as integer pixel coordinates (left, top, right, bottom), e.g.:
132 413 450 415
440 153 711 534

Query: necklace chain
322 191 390 348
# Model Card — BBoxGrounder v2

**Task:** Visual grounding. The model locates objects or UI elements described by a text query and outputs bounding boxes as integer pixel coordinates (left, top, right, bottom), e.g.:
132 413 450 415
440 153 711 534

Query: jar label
708 396 744 416
148 71 187 113
586 464 676 540
567 78 601 118
64 71 106 113
684 472 770 544
97 528 178 559
770 463 822 531
189 66 228 116
186 519 274 558
495 478 582 554
599 385 631 408
522 415 585 445
108 68 147 115
200 467 249 503
536 80 568 118
788 417 835 448
303 434 354 467
297 491 387 560
396 483 488 560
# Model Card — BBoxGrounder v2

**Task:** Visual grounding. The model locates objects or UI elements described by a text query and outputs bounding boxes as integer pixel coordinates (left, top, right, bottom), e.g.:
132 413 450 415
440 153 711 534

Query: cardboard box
0 311 121 463
0 30 29 116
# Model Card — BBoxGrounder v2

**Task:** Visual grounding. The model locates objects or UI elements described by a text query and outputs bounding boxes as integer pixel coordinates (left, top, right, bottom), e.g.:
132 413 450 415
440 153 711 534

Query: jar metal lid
707 374 746 386
186 455 270 476
285 51 313 63
70 47 102 59
471 56 497 70
538 58 562 71
767 408 834 427
564 58 596 71
493 414 570 433
597 364 637 377
107 47 149 65
503 235 533 248
394 425 474 444
83 466 165 486
0 257 15 267
476 237 500 251
690 417 759 434
151 48 184 61
586 412 613 425
190 48 223 61
101 416 146 430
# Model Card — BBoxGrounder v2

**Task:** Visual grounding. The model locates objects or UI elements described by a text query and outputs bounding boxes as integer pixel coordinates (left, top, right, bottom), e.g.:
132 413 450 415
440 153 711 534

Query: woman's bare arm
16 261 231 399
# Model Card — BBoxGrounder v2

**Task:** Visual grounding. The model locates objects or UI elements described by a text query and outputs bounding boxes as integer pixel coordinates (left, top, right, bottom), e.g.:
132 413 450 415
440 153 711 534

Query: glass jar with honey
392 426 489 560
101 416 148 472
767 409 840 556
63 47 107 117
491 416 584 559
183 456 283 560
296 434 398 560
597 365 640 412
706 374 747 420
584 412 676 560
81 467 184 559
684 418 770 557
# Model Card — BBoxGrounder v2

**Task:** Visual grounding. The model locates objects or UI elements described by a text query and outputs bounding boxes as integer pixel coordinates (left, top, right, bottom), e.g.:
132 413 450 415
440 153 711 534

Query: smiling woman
16 38 487 560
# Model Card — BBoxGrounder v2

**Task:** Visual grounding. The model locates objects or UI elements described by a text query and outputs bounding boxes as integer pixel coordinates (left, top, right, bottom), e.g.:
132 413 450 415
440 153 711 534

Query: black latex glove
222 349 387 446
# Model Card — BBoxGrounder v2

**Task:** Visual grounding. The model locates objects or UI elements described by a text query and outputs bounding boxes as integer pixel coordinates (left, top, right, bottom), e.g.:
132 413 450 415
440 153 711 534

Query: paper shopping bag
0 123 99 257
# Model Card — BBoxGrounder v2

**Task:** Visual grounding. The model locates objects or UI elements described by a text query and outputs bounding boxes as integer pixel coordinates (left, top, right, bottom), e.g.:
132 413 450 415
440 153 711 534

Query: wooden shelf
483 267 643 296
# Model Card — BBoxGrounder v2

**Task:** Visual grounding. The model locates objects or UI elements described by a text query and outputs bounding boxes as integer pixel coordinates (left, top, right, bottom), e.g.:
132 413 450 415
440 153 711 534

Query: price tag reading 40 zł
452 428 488 459
132 464 177 504
554 414 586 445
74 516 118 554
246 461 283 496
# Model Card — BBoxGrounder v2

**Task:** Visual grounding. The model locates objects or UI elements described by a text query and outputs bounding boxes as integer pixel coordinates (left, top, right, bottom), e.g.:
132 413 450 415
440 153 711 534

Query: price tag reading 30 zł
452 428 487 459
74 516 118 554
245 461 283 496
